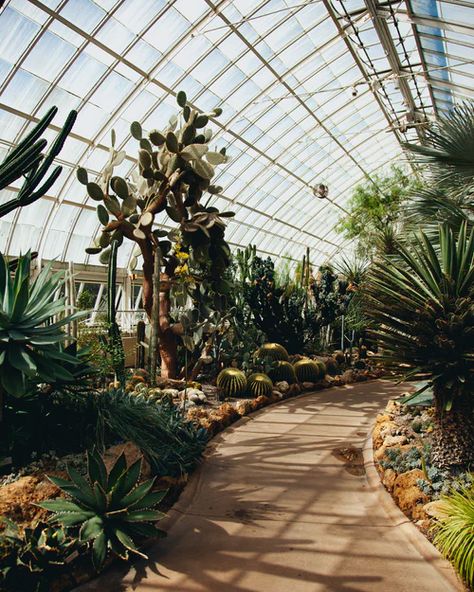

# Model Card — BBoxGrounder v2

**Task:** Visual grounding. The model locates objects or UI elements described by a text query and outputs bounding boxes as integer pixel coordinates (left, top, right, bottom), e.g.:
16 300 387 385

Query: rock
236 400 254 416
161 388 180 398
103 442 151 480
272 390 283 399
372 417 398 449
0 475 61 528
185 388 206 404
383 435 407 447
385 400 401 415
288 383 301 396
275 381 289 393
255 395 270 409
392 469 430 520
382 468 397 492
423 500 449 519
341 369 356 383
302 382 315 390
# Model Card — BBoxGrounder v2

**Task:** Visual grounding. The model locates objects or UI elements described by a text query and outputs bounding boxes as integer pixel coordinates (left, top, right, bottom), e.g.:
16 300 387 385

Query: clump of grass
432 484 474 589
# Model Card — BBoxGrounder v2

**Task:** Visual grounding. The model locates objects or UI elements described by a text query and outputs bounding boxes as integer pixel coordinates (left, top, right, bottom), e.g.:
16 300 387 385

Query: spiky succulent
217 368 247 397
432 485 474 589
255 343 289 362
0 519 78 591
293 359 323 382
314 359 327 378
247 373 273 398
0 252 85 397
268 361 297 384
38 449 166 572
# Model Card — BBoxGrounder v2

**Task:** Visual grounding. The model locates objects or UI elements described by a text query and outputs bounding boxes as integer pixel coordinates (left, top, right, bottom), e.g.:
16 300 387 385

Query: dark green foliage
365 222 474 469
0 519 78 592
268 361 297 384
39 449 167 572
247 373 273 398
0 107 77 218
335 165 422 258
365 222 474 411
97 391 208 477
107 240 125 385
236 248 318 354
216 368 247 397
0 252 85 397
312 265 352 327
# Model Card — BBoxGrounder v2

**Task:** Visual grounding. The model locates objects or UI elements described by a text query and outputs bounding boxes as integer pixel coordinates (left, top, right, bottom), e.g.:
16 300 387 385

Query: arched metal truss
0 0 472 271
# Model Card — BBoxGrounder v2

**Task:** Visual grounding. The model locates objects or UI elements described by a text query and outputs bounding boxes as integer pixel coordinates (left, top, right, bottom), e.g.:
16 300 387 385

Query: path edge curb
363 428 465 591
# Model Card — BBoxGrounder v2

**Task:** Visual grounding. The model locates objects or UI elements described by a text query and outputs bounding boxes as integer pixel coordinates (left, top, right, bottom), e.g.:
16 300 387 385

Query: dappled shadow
76 381 450 592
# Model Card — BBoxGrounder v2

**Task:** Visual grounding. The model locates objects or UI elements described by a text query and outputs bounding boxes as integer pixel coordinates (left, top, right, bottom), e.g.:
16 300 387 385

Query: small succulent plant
217 368 247 397
247 373 273 398
268 361 297 384
255 343 289 362
38 449 167 572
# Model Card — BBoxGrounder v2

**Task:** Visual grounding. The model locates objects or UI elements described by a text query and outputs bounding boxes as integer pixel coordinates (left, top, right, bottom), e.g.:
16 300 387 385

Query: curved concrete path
78 380 462 592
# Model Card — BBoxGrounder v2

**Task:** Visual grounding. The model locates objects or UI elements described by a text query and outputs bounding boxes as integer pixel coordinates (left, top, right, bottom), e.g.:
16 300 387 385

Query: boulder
392 469 429 520
302 381 315 390
382 468 397 492
423 500 449 519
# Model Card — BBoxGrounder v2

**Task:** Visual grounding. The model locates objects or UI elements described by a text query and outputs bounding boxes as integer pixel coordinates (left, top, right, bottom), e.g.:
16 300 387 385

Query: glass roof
0 0 472 270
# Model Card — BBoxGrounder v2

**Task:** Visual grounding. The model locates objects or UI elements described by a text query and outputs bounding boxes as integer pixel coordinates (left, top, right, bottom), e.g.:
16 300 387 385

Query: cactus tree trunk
142 248 179 379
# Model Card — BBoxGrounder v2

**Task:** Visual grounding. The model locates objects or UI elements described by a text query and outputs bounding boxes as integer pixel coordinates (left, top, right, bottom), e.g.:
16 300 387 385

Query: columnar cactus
79 91 233 378
0 107 76 217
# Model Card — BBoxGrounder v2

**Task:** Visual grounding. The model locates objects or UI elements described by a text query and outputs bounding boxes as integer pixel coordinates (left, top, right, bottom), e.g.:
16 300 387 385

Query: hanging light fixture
313 184 329 199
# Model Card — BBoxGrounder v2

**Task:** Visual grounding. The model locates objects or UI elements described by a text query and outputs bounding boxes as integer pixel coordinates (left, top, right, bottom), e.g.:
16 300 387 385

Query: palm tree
364 222 474 470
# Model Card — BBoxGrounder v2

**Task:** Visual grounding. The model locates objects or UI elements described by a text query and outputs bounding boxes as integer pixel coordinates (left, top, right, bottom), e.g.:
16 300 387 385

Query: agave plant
365 222 474 470
39 449 167 572
0 252 84 399
0 518 78 591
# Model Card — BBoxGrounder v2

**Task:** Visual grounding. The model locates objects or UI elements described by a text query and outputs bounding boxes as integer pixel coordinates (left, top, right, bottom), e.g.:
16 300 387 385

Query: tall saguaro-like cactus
80 91 233 378
107 240 125 385
0 107 77 217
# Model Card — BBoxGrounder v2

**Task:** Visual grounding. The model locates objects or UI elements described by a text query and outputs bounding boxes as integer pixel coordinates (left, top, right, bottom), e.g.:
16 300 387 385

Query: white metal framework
0 0 472 270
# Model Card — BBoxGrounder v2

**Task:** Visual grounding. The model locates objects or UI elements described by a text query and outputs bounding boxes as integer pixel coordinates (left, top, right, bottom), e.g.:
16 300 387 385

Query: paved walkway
78 380 461 592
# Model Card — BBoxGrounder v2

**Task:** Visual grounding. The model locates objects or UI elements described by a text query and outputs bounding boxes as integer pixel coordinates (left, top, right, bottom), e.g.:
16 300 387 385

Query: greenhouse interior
0 0 473 590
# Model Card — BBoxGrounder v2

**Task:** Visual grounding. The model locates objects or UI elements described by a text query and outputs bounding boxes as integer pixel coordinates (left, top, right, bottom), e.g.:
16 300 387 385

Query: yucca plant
0 252 84 403
404 102 474 196
365 222 474 469
39 449 167 572
432 485 474 589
